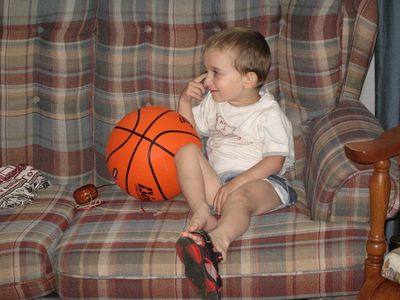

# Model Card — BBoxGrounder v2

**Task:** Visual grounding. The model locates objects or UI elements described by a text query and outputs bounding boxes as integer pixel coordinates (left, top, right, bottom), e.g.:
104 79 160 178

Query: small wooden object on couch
345 125 400 299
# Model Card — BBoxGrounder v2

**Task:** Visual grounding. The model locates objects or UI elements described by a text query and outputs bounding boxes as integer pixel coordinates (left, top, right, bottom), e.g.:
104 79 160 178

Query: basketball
105 106 202 201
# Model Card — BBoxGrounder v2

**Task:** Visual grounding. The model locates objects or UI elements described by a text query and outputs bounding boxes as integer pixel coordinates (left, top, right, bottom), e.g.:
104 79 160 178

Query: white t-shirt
192 90 294 176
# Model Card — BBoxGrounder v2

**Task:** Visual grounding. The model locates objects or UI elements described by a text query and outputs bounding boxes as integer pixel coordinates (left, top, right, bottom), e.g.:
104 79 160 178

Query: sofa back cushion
0 0 376 185
94 0 376 183
0 1 97 184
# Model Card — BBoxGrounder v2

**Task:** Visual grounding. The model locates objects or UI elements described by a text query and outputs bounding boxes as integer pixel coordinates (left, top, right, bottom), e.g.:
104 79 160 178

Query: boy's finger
193 72 207 83
190 87 205 101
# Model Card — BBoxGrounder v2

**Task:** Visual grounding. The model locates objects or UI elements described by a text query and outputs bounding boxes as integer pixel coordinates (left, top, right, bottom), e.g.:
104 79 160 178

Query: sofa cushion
54 182 368 299
0 186 75 299
0 2 97 186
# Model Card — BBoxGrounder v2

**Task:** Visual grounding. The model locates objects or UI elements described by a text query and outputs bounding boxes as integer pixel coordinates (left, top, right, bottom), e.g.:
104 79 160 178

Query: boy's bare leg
186 179 282 261
212 179 281 260
175 144 221 233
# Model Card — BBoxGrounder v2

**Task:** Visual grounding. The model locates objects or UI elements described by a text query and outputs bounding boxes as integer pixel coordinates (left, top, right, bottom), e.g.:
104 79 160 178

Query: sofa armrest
304 100 384 221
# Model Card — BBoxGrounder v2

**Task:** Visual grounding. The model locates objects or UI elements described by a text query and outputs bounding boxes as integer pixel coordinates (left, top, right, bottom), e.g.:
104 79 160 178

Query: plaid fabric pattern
332 161 400 222
340 0 378 101
305 100 399 221
0 1 97 185
0 186 75 300
55 184 368 299
277 0 342 180
1 0 398 299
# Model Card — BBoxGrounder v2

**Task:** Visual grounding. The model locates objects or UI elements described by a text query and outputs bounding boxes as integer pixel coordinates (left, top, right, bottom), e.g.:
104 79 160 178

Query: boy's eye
205 69 221 77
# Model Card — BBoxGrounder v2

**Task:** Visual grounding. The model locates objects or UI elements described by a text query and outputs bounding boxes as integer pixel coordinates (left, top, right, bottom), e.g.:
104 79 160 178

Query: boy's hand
179 73 207 103
213 177 243 215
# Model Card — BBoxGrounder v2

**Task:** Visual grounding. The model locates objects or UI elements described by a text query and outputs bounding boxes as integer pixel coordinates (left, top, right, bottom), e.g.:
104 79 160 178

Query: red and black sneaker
176 230 223 299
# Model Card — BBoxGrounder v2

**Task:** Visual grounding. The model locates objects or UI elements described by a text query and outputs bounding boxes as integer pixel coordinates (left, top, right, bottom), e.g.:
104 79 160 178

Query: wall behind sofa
360 56 375 114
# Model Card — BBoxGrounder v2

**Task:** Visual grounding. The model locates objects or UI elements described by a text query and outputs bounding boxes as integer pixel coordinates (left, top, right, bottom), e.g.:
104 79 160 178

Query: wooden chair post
345 126 400 299
364 159 391 281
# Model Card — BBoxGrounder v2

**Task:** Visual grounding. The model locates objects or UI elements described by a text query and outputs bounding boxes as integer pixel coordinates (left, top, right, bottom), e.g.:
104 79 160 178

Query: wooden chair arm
345 125 400 164
345 125 400 299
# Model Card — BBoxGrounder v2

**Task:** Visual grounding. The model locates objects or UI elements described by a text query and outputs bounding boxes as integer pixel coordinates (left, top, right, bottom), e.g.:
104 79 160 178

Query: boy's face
203 49 258 106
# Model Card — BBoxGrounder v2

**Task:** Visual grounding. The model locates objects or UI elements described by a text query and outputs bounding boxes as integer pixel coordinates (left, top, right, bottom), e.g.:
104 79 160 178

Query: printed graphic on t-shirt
216 114 234 136
215 114 248 144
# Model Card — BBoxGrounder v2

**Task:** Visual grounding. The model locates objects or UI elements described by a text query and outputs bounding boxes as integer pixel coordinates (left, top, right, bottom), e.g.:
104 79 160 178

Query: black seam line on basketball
106 110 141 163
147 130 201 201
125 109 172 196
150 130 201 157
121 108 144 194
112 127 178 157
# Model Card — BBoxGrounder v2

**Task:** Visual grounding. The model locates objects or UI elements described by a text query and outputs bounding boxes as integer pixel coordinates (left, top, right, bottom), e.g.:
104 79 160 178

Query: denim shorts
219 171 297 209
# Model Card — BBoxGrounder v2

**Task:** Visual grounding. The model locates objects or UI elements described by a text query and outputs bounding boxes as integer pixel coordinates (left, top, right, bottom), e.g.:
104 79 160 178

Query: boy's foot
187 205 218 233
176 230 223 300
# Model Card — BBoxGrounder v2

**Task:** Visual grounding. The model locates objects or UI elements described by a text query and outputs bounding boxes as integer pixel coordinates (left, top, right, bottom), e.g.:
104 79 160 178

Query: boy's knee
227 188 251 205
225 186 265 214
175 143 202 160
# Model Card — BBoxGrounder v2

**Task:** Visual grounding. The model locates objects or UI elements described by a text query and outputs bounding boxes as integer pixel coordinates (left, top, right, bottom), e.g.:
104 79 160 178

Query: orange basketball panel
126 148 166 201
106 133 144 192
145 110 197 140
107 138 163 201
114 106 168 136
148 146 180 200
106 128 133 157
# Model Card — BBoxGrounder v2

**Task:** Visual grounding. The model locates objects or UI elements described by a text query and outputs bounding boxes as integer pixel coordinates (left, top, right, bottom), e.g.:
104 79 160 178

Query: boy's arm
178 98 196 127
178 73 207 127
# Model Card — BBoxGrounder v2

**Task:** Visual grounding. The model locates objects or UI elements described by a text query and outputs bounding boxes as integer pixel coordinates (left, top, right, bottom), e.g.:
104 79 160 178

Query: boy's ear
243 71 259 88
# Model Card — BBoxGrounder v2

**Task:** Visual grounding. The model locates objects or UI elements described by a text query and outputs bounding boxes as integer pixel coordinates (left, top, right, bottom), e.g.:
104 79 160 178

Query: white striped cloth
0 164 50 209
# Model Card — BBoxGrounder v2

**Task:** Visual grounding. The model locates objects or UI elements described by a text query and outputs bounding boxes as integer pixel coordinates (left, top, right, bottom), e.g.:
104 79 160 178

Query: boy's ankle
191 202 211 214
209 232 229 261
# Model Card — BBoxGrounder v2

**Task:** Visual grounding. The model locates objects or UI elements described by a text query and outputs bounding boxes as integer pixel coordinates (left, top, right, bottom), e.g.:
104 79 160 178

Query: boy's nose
203 73 211 89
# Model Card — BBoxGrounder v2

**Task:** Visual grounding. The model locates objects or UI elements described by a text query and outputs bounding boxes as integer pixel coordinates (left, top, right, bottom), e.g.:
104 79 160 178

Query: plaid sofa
1 0 399 299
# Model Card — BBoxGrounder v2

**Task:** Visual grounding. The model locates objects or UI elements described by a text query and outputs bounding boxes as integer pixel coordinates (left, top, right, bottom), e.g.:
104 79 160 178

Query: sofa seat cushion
0 186 75 300
54 182 368 299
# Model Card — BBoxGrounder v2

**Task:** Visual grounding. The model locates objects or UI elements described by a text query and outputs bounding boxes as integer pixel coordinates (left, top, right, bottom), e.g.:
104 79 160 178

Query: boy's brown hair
204 27 271 88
